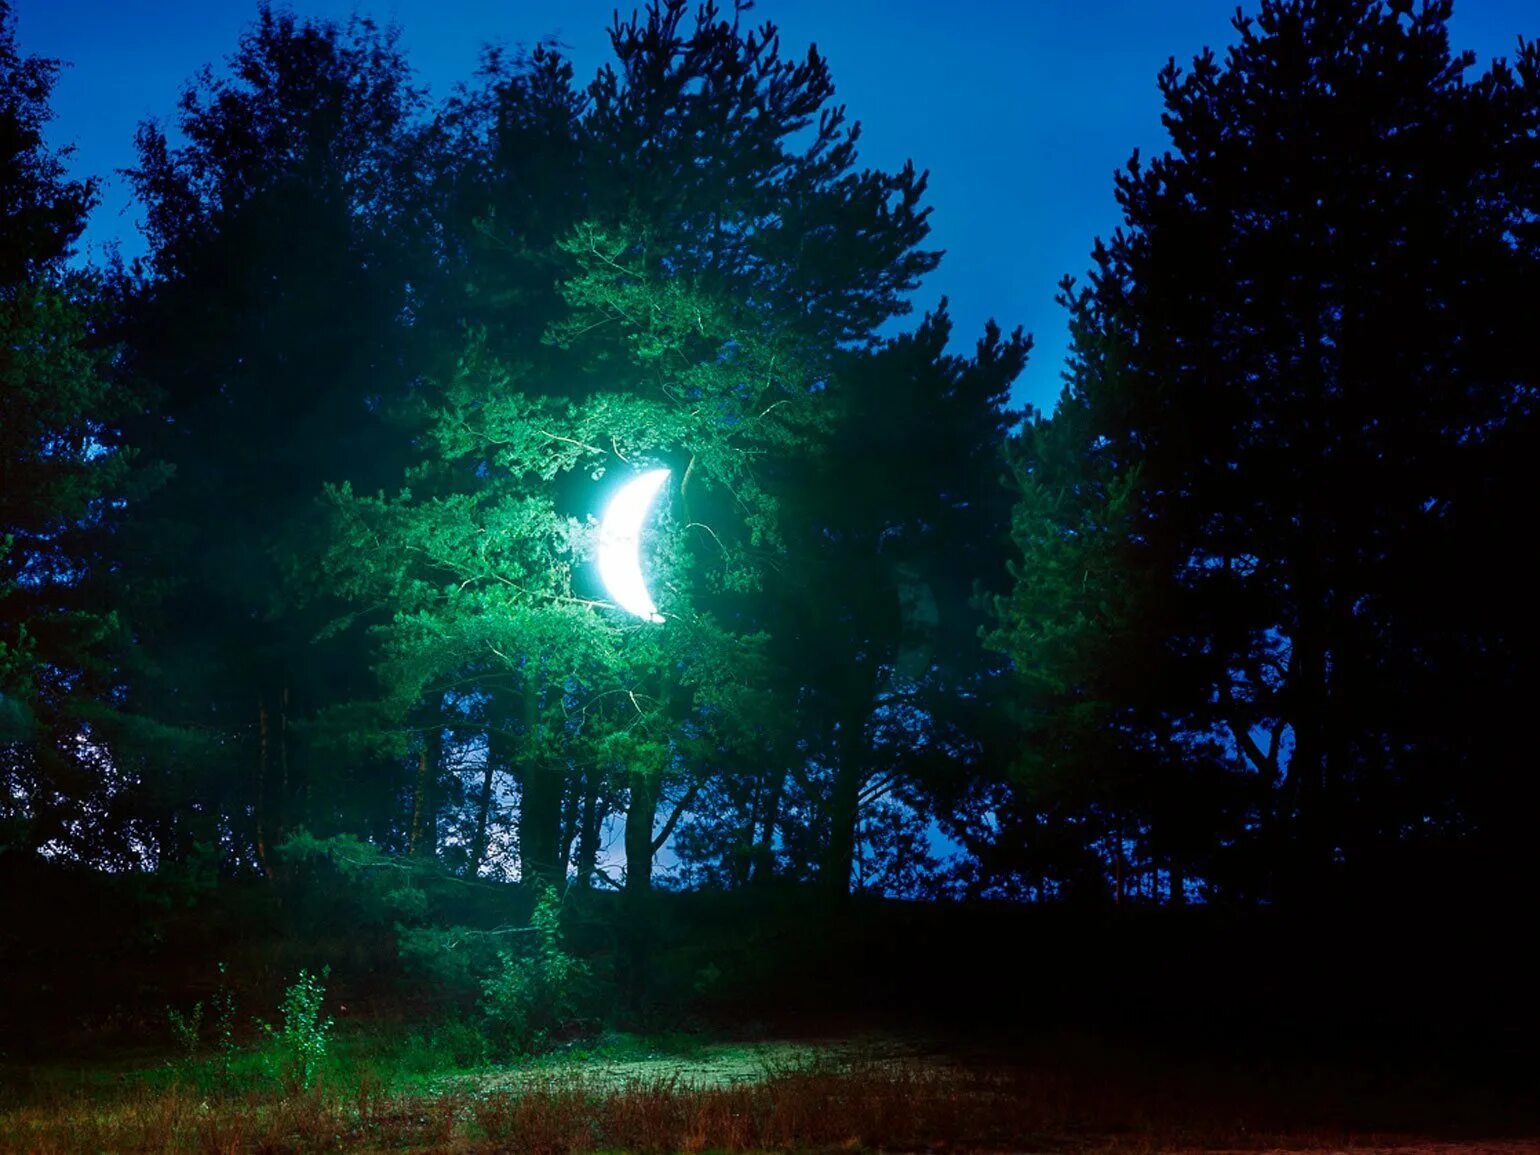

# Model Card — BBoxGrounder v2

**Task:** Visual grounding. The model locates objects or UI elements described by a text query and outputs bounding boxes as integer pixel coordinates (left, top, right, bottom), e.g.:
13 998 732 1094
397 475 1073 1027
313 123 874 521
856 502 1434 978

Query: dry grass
0 1050 1530 1153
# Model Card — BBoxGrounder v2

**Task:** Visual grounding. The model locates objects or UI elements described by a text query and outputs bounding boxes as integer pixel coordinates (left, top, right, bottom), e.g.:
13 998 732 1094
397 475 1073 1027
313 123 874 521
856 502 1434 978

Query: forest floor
2 1027 1535 1153
462 1033 915 1091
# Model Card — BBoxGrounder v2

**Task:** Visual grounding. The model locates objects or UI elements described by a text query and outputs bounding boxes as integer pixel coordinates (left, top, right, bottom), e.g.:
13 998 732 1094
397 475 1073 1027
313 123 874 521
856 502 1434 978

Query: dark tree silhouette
993 0 1540 902
116 5 433 871
0 1 156 865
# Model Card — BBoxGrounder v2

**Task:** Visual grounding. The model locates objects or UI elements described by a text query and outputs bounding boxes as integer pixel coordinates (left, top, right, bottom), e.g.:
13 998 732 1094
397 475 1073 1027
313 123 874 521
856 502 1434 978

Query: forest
2 0 1539 1150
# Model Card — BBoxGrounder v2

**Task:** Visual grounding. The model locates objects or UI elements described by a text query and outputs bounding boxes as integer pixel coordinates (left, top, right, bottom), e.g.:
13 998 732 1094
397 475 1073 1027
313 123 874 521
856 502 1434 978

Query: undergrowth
0 1058 1360 1154
3 1022 1532 1153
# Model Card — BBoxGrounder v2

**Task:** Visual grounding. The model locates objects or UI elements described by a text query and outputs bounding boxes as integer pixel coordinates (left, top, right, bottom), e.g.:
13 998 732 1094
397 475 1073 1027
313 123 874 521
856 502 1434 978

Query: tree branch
652 778 705 853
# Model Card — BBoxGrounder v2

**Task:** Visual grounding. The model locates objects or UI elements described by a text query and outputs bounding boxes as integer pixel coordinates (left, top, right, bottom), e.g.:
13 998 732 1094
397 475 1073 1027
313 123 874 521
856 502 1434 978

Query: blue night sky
14 0 1536 414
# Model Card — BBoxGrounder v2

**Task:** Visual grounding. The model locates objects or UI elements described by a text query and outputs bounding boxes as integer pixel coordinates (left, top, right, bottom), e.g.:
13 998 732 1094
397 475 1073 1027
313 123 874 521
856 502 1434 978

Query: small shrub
257 966 334 1092
165 963 241 1091
166 1001 202 1072
481 885 590 1056
209 961 239 1083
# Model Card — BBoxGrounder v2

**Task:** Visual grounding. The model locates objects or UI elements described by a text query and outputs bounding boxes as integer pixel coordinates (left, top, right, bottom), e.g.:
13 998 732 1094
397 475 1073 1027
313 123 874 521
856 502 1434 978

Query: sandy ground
467 1036 907 1091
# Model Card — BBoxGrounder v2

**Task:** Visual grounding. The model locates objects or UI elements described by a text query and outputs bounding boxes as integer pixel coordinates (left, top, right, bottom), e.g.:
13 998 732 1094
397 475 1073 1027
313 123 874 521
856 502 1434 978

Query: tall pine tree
0 2 158 864
319 0 946 924
116 5 432 871
993 0 1540 901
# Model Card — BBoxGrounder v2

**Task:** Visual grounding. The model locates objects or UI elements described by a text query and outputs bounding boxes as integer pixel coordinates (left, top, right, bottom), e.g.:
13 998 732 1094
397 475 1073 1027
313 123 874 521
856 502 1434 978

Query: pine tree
319 1 945 935
115 5 432 871
757 306 1027 897
0 2 157 862
985 302 1241 903
993 0 1540 900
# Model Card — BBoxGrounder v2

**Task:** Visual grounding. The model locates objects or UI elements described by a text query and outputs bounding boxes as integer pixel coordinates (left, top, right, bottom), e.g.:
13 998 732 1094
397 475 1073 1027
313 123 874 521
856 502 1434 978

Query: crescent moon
597 468 670 623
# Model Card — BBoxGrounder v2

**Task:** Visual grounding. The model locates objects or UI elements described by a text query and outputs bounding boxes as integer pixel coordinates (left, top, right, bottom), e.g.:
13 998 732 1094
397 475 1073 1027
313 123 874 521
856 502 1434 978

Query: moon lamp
597 467 670 623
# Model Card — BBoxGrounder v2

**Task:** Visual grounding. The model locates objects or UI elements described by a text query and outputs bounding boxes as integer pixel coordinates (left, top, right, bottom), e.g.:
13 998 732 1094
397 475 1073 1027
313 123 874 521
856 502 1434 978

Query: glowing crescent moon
597 468 670 623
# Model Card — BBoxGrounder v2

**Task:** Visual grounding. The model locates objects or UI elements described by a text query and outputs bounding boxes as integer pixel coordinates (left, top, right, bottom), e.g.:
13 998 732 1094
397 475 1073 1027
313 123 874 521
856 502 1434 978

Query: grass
0 1060 1342 1153
2 1026 1535 1153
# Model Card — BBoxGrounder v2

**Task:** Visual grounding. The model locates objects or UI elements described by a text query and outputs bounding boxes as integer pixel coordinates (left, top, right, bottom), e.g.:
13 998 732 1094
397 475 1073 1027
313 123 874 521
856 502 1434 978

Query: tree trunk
750 769 784 885
470 756 496 877
256 696 273 880
573 767 603 892
517 675 565 886
409 720 442 859
620 765 660 1010
823 720 866 898
1289 599 1332 895
558 773 581 889
731 787 759 888
407 748 425 856
624 767 659 895
519 762 564 885
278 685 290 846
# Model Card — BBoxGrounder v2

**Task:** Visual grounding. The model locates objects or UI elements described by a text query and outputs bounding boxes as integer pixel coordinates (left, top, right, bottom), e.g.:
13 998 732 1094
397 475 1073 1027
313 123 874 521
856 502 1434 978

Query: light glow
597 467 670 623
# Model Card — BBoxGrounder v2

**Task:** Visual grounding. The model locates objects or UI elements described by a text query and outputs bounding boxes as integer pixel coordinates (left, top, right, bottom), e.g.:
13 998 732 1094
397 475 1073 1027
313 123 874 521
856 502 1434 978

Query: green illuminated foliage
480 885 590 1055
318 0 944 917
258 968 335 1093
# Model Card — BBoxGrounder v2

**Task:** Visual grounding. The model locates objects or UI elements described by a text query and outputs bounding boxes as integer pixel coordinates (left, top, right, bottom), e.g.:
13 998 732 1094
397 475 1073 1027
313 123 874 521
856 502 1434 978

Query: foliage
157 962 249 1089
165 1001 202 1070
112 3 433 875
480 885 591 1056
0 2 159 865
395 1018 489 1074
8 1038 1532 1154
750 306 1027 895
257 967 335 1092
310 0 972 926
983 324 1232 902
208 962 240 1082
990 0 1540 901
5 0 1540 1065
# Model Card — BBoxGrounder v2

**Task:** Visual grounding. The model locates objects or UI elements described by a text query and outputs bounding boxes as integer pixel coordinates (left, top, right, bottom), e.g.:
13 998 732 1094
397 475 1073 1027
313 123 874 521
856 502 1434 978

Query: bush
209 961 239 1082
396 1018 490 1075
163 962 241 1090
165 1001 202 1070
480 886 590 1056
258 967 335 1092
